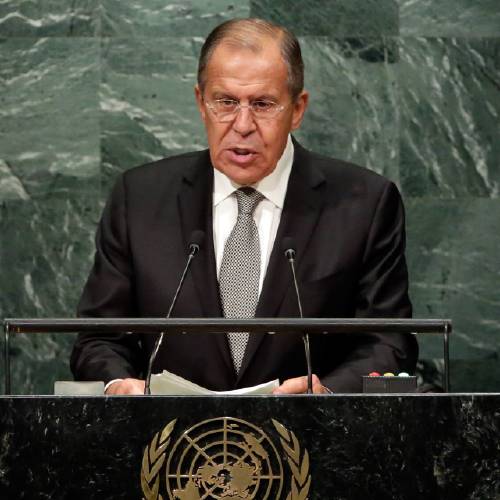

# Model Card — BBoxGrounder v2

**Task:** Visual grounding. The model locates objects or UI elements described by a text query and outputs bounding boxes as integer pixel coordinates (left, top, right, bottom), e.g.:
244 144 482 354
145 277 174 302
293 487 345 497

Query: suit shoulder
122 149 209 185
294 145 397 203
306 149 391 187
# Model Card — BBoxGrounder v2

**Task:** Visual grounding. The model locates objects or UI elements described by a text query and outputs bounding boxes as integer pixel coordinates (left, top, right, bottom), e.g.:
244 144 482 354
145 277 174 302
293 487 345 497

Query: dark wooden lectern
0 394 499 499
3 318 495 499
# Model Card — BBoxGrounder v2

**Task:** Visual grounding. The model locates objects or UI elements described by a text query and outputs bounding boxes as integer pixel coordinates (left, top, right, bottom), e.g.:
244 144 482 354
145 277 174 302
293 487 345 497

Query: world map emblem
141 417 311 500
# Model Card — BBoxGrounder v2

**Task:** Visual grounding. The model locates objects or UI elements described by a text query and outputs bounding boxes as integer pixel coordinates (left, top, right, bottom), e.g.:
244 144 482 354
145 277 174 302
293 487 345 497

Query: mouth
225 147 258 165
230 147 256 156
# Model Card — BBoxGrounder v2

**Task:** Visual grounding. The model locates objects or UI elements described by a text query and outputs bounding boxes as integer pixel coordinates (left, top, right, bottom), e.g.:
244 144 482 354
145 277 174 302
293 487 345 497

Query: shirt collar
213 134 294 209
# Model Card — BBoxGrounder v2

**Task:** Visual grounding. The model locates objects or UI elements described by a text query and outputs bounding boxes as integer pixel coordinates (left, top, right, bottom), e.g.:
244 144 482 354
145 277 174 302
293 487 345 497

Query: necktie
219 187 264 373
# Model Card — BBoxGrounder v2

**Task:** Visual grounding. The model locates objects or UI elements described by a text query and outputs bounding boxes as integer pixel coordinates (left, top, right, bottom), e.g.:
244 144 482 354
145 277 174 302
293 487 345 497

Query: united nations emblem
141 417 311 500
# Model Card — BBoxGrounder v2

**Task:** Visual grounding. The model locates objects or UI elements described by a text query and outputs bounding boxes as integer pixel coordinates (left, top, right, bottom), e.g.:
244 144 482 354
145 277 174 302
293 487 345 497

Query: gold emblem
141 417 311 500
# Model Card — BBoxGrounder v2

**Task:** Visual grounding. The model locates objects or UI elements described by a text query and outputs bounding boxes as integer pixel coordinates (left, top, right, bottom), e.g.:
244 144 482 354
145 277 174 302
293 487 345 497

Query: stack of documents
150 370 279 395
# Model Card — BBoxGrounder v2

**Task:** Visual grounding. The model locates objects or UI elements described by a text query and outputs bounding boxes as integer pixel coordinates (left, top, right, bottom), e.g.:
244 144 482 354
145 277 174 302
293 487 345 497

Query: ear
194 85 207 123
290 90 309 131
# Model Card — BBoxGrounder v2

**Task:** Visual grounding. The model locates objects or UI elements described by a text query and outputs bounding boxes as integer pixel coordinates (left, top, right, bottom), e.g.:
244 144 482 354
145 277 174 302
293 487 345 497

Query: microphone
282 237 313 394
144 230 205 395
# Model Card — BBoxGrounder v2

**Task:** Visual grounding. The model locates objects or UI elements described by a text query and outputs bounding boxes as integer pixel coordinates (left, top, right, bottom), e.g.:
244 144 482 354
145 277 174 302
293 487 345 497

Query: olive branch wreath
141 419 177 500
273 419 311 500
140 418 310 500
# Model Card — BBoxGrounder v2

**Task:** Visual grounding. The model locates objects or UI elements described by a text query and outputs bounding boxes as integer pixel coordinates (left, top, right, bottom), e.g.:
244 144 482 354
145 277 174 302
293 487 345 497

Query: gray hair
197 18 304 101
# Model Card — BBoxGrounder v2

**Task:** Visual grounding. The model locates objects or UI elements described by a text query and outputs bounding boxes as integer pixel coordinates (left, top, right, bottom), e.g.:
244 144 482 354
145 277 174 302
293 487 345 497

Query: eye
252 100 275 112
216 98 238 110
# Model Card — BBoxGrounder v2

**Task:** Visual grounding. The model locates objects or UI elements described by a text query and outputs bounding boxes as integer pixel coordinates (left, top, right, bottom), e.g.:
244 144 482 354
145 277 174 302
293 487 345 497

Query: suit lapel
237 142 326 382
177 151 234 375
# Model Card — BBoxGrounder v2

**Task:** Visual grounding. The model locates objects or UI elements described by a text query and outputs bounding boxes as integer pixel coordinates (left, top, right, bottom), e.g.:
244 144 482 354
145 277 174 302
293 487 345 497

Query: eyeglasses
204 98 287 122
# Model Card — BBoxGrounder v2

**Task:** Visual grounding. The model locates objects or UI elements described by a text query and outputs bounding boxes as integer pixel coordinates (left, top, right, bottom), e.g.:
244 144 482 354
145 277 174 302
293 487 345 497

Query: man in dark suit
71 18 418 394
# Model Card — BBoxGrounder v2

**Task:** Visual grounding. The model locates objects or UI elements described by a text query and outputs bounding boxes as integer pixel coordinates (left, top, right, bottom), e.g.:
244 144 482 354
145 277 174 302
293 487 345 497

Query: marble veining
406 199 500 359
0 0 100 36
101 0 250 37
297 37 400 183
251 0 399 36
399 0 500 37
0 37 101 200
399 37 500 198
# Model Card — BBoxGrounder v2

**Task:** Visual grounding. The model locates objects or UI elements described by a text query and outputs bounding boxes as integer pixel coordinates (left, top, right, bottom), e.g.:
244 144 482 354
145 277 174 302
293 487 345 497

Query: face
195 39 308 185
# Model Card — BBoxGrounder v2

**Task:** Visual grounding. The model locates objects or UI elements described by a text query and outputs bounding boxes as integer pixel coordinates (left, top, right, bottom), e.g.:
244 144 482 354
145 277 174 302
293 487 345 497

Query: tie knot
235 187 263 215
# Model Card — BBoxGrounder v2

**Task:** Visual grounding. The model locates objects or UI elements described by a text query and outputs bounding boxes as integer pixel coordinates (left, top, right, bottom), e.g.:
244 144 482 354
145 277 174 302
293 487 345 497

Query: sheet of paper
150 370 279 396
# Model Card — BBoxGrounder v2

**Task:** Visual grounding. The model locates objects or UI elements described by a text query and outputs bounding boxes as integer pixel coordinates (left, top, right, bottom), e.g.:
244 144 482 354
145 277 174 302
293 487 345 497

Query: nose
232 105 257 136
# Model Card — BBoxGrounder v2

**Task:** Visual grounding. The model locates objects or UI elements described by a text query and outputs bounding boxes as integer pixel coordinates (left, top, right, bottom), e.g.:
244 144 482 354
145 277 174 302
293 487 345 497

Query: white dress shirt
212 135 294 294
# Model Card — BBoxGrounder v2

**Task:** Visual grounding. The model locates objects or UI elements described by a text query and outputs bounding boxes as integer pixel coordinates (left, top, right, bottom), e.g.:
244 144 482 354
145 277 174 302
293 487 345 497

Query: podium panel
0 394 498 499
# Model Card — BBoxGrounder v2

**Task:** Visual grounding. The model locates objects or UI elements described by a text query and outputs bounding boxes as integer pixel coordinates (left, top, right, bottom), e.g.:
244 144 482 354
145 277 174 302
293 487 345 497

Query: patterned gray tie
219 187 264 373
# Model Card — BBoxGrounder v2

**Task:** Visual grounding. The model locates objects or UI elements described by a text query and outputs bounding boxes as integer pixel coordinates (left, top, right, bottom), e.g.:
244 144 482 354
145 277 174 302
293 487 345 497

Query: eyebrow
211 90 279 101
212 91 237 99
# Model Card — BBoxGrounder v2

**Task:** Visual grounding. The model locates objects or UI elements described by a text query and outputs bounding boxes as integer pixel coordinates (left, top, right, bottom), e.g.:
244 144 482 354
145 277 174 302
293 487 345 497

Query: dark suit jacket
70 141 418 392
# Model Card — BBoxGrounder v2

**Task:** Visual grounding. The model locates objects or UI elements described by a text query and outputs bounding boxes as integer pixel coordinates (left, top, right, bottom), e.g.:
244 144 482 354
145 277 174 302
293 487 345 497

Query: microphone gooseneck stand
144 230 204 395
282 237 313 394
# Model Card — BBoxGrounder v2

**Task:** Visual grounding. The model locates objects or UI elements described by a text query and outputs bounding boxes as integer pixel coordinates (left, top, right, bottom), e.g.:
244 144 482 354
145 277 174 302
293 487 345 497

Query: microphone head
189 230 205 254
281 236 296 259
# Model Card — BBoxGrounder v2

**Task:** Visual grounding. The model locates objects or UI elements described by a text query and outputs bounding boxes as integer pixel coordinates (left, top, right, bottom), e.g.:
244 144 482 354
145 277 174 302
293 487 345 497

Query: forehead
203 40 289 97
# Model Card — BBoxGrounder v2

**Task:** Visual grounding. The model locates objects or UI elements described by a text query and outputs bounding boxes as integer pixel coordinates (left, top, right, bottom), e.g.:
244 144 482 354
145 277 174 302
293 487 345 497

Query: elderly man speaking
71 18 418 395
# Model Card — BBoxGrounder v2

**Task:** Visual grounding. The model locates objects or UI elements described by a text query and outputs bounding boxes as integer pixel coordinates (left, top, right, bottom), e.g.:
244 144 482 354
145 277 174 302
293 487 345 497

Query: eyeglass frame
203 97 288 122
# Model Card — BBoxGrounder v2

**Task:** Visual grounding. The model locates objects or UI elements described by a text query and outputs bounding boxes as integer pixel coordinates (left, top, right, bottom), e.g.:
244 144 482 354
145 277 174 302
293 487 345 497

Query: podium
0 394 499 499
5 317 489 499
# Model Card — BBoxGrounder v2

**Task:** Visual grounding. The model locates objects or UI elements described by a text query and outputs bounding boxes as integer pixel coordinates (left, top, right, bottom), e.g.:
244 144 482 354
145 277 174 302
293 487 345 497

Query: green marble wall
0 1 499 394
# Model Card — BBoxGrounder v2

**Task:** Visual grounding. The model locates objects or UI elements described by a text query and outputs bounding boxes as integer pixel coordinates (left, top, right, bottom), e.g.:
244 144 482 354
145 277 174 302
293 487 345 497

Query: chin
219 164 262 186
228 171 260 186
226 162 277 186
